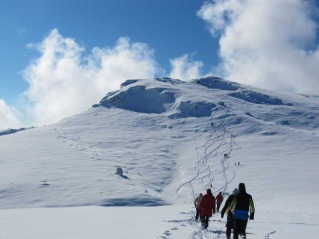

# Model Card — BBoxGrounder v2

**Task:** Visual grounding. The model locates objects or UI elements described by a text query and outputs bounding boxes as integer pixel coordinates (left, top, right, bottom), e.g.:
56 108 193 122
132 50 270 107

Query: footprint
264 230 276 239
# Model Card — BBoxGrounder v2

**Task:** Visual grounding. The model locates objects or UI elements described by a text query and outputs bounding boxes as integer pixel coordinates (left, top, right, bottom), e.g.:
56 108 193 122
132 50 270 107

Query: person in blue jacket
228 183 255 239
221 188 238 239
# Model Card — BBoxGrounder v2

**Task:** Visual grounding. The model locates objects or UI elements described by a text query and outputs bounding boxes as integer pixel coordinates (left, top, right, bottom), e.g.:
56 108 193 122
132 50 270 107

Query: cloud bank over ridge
0 100 21 130
198 0 319 92
169 54 203 81
20 29 162 127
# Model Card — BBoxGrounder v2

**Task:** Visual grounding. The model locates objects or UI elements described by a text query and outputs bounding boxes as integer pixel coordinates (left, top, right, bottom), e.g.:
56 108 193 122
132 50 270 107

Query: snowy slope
0 77 318 238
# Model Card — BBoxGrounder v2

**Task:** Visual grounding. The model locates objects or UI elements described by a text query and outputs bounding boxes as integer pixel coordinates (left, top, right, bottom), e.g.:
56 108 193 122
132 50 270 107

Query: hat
238 183 246 193
207 189 212 194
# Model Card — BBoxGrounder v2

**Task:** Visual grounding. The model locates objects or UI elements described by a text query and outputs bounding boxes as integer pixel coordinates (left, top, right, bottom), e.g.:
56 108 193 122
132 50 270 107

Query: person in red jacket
199 188 216 229
216 191 224 212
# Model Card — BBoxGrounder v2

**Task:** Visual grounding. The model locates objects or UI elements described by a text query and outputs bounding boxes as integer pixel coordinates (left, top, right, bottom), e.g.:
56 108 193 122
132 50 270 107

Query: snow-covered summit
0 77 318 214
98 77 318 134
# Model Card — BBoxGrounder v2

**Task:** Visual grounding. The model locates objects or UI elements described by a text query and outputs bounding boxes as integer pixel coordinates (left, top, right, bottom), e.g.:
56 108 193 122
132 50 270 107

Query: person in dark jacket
199 189 216 229
221 188 238 239
228 183 255 239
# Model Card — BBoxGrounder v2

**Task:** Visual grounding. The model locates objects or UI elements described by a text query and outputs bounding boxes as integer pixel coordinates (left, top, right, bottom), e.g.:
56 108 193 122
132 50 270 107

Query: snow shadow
117 174 129 180
229 90 284 105
195 77 240 91
100 196 168 207
0 127 33 136
120 79 138 87
100 86 175 114
170 101 216 118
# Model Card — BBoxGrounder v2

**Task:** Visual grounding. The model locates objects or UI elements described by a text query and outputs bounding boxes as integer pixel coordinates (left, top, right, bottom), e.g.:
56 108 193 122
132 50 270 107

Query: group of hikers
194 183 255 239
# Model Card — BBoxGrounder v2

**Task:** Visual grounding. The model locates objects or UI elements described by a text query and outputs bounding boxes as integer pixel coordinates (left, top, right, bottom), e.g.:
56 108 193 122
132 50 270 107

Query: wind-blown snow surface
0 77 318 238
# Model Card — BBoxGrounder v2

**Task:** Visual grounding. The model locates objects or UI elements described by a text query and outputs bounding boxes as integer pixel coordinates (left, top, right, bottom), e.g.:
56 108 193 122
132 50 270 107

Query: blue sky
0 0 318 129
0 0 216 104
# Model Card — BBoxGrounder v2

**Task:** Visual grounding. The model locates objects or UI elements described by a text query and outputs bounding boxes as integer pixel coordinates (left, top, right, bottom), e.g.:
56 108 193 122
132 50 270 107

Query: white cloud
169 54 203 81
198 0 319 92
22 29 161 126
0 99 21 130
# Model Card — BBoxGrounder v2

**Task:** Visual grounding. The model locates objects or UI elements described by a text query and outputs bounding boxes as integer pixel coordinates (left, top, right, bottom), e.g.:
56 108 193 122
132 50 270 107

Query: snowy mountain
0 77 318 238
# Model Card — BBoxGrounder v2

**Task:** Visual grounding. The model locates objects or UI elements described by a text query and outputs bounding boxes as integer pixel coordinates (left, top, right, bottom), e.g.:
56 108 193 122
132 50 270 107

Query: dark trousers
226 215 234 238
195 208 200 221
200 216 210 229
233 219 248 239
217 203 222 212
226 226 232 238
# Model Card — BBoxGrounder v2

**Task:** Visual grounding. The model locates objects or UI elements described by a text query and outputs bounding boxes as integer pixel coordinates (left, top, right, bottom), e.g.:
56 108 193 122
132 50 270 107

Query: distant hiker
228 183 255 239
238 161 240 166
199 189 216 229
194 193 203 221
216 191 224 212
221 188 238 239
